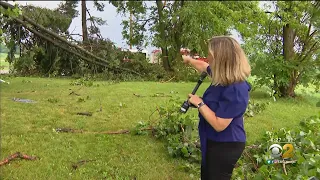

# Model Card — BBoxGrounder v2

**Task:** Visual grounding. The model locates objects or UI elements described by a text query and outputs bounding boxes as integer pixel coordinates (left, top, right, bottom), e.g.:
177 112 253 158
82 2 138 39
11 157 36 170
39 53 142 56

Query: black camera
180 71 208 113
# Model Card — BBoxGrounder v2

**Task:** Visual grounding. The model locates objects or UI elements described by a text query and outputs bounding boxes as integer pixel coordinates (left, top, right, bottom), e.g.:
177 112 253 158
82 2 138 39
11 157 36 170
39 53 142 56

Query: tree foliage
243 1 320 97
1 1 319 94
111 1 319 96
0 4 20 32
132 97 320 179
178 1 262 56
233 113 320 179
110 1 188 71
1 4 76 75
110 1 263 71
0 2 21 58
0 2 139 77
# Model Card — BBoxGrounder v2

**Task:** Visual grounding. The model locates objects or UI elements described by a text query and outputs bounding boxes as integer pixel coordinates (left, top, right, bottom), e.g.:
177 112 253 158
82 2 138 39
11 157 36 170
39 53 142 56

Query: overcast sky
8 1 271 54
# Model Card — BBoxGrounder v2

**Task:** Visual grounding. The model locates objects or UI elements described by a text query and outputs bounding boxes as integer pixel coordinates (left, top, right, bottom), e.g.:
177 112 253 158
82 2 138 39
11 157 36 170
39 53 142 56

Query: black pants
201 140 245 180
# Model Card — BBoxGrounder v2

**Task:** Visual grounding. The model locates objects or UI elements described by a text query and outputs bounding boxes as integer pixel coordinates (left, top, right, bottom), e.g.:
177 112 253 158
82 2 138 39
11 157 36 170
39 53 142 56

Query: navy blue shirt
199 66 251 164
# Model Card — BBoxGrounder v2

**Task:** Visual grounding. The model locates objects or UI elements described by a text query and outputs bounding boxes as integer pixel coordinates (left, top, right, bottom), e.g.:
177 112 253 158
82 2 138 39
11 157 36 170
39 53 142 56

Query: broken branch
160 76 175 83
77 112 93 116
0 152 38 166
69 91 81 96
72 159 96 170
54 127 153 135
133 93 145 97
12 17 112 68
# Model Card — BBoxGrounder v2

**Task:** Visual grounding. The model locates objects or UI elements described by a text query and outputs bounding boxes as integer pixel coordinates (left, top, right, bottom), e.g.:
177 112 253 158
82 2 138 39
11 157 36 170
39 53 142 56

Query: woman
182 36 251 180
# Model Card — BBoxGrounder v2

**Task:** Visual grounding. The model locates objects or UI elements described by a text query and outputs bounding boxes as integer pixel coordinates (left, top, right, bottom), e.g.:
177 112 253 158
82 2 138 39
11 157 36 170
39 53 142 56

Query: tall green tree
243 1 320 97
178 1 262 55
111 1 262 71
110 1 180 71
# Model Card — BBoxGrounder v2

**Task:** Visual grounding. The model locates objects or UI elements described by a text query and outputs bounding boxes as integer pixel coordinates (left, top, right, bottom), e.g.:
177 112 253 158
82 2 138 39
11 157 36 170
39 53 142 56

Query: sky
7 1 272 55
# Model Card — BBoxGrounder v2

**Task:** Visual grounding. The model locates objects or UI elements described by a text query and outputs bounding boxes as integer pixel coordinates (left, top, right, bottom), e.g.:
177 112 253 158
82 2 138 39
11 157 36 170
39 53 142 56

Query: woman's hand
182 55 209 73
182 55 192 64
188 94 203 106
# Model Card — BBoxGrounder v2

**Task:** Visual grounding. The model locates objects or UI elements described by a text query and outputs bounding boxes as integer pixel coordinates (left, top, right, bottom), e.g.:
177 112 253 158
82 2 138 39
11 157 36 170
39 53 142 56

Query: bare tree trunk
156 0 171 71
81 0 88 43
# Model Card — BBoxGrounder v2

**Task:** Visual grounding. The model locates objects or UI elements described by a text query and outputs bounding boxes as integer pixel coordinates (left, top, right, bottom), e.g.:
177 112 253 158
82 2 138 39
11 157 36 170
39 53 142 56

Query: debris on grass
54 128 83 133
0 79 10 84
98 98 102 112
69 91 80 96
77 97 86 102
159 76 175 83
12 97 37 103
133 93 172 98
54 127 153 135
22 79 32 83
119 102 126 107
48 98 58 103
72 159 97 170
133 93 145 97
0 152 38 166
76 112 92 116
151 93 172 97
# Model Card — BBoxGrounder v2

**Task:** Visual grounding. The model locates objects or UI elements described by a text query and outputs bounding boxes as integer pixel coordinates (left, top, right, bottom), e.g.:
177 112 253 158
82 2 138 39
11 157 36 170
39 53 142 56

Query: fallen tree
0 1 141 76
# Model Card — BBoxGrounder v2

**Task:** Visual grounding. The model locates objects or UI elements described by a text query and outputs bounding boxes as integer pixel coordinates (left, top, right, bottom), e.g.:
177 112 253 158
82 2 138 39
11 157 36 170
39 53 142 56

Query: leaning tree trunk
81 0 88 43
156 0 171 71
281 23 297 97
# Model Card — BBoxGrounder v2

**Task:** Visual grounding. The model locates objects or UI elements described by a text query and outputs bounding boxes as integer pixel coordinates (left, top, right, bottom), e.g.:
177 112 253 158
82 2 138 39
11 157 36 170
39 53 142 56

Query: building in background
149 49 161 64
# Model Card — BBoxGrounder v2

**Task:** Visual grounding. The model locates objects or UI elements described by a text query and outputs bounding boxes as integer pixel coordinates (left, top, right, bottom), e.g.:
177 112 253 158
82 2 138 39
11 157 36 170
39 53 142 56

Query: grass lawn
0 76 319 179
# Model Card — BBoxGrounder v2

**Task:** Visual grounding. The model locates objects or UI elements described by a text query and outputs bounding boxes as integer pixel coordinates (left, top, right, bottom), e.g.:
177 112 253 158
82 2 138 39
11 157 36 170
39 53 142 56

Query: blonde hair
207 36 251 86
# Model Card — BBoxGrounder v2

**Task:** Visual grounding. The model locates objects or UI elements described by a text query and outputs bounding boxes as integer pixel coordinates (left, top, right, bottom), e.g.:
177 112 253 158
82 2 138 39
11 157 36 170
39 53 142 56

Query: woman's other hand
188 94 203 106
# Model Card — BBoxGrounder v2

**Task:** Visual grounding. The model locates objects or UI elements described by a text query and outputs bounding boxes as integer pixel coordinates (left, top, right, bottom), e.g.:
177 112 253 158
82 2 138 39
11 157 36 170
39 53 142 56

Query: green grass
0 77 319 179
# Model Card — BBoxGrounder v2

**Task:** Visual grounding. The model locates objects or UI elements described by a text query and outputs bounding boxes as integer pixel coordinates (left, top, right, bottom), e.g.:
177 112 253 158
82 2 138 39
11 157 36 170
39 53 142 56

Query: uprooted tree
0 1 141 77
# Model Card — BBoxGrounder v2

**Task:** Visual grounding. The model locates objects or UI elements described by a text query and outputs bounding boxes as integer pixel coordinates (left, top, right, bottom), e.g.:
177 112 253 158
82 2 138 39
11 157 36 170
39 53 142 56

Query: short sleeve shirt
198 66 251 164
199 66 251 149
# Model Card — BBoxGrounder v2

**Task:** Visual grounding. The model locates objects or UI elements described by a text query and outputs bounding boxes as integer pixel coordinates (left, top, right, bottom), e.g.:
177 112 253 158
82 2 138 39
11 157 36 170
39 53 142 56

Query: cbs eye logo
269 143 294 159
